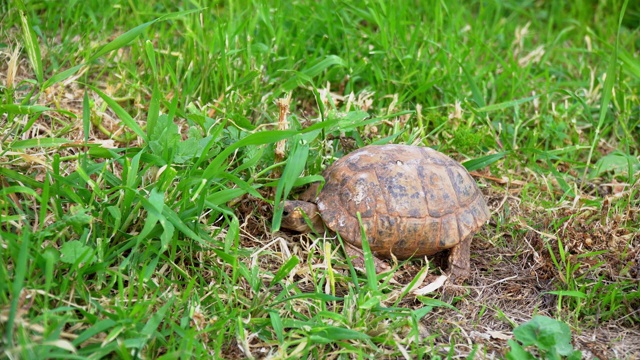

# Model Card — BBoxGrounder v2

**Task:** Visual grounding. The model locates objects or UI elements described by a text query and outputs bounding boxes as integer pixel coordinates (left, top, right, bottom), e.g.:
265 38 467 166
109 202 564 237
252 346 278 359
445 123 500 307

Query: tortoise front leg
447 235 472 284
344 243 391 273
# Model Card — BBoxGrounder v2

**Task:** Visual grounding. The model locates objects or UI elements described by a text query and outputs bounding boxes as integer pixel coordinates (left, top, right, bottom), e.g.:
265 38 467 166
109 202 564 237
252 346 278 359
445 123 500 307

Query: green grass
1 0 639 358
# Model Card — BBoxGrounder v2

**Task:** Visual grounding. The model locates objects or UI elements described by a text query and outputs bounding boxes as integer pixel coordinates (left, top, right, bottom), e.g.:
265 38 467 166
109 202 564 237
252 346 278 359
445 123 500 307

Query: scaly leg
447 236 472 284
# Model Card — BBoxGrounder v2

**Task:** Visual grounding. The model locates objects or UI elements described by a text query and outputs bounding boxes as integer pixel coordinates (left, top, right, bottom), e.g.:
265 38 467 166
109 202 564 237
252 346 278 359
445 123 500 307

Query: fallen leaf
488 330 511 340
412 275 447 296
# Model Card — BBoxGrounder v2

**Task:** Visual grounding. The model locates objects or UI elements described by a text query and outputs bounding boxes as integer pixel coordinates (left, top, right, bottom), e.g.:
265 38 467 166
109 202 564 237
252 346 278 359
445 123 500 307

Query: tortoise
281 144 490 282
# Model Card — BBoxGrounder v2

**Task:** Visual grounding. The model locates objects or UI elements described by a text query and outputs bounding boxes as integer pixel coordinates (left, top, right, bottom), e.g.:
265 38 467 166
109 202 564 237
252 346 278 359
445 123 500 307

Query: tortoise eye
282 210 290 216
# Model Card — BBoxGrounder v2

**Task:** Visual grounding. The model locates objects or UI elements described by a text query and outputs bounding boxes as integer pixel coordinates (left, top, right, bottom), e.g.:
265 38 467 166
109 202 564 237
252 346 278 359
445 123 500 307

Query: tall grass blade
462 152 506 171
476 95 540 113
5 231 31 344
18 10 43 83
271 140 309 231
581 0 628 184
89 10 201 62
90 85 147 143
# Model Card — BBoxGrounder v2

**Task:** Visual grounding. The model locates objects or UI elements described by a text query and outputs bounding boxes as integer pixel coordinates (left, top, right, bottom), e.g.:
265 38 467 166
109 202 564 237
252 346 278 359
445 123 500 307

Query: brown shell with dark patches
315 144 490 259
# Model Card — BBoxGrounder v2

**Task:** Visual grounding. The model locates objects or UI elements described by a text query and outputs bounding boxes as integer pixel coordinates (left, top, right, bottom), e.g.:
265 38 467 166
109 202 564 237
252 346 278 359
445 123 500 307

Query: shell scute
316 144 489 260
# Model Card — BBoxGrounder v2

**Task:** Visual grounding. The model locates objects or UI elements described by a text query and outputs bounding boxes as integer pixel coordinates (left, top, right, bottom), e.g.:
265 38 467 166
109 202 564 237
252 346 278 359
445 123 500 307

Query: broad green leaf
142 255 160 283
141 188 174 250
63 205 93 235
175 137 202 163
147 188 165 213
149 114 179 158
316 311 346 322
592 151 640 177
506 340 536 360
136 204 160 240
106 206 122 233
60 240 95 265
512 316 579 356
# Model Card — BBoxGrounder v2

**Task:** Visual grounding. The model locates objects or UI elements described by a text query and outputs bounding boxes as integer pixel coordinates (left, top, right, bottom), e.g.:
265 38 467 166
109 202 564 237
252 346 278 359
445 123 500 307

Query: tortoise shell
315 144 490 259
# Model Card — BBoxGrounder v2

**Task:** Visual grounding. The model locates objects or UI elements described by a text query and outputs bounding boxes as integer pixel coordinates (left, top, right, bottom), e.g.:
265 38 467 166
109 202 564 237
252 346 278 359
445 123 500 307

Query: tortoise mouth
280 200 322 233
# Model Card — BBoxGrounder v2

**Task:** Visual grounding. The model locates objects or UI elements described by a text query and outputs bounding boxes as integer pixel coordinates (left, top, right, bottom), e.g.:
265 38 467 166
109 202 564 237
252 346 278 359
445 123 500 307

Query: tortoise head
281 200 324 233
